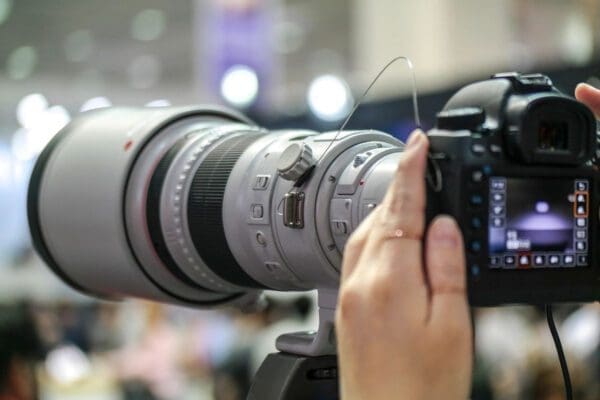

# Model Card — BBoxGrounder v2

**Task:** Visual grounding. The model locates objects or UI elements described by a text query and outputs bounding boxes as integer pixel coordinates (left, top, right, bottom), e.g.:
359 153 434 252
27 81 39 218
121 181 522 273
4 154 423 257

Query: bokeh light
80 96 112 112
145 99 171 107
307 74 352 121
561 11 593 65
13 95 70 161
5 46 38 80
131 8 166 41
220 65 259 108
45 345 92 385
0 0 13 26
16 93 49 129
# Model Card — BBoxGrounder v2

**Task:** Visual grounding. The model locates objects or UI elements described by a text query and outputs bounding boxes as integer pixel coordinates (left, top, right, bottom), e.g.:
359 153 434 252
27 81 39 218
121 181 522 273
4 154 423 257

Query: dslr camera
27 72 599 397
428 72 599 305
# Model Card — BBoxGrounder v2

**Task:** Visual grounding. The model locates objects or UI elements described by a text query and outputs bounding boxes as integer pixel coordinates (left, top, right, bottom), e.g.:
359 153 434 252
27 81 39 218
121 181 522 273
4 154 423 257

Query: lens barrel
28 106 262 306
28 106 403 306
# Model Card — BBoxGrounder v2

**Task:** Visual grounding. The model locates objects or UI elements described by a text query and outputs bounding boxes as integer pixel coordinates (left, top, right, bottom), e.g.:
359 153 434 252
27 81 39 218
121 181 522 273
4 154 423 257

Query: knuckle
396 186 414 207
396 154 413 173
337 285 362 323
386 186 423 217
346 231 364 251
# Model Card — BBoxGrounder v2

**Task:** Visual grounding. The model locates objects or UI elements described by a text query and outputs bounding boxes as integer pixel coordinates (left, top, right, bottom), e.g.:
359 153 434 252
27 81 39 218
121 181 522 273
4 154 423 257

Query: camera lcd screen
488 177 589 269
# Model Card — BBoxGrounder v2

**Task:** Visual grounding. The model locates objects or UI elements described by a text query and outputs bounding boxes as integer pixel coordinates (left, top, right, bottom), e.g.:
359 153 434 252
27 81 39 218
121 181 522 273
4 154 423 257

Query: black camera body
427 72 600 306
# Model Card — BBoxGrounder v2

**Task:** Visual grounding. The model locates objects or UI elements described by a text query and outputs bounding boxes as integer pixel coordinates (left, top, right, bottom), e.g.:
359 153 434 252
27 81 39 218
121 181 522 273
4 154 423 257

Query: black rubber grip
188 133 267 288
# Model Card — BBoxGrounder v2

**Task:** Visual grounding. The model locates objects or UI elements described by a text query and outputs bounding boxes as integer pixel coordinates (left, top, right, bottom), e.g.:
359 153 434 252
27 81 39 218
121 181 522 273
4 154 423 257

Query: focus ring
161 125 257 292
188 133 267 288
146 132 223 293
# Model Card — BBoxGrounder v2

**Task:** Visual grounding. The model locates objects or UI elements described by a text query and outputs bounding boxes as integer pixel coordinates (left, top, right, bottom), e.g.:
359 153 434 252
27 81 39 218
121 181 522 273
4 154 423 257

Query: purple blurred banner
196 0 275 107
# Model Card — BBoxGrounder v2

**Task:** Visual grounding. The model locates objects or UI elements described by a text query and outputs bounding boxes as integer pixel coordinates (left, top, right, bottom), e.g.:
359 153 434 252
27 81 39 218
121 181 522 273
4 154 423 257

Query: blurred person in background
0 303 42 400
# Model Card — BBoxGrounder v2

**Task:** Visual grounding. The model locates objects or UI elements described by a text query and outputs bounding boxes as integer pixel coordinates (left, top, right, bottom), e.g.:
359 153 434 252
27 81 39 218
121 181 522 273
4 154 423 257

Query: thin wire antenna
315 56 421 167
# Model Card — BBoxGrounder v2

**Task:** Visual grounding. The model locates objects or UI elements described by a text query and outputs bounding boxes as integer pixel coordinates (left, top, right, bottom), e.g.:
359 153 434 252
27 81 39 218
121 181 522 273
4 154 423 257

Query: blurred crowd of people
0 293 316 400
0 296 597 400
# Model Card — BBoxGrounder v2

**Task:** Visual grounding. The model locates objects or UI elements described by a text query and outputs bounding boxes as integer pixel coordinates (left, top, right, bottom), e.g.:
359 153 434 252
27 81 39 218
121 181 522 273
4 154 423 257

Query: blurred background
0 0 599 399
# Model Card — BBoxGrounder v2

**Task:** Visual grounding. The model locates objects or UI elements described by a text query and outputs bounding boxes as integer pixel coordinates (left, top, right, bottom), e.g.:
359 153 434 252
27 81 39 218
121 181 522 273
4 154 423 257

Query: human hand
336 131 473 400
575 83 600 117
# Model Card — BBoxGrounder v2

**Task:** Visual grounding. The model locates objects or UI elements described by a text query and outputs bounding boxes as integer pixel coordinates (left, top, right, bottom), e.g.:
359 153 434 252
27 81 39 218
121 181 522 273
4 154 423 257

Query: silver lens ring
160 123 266 292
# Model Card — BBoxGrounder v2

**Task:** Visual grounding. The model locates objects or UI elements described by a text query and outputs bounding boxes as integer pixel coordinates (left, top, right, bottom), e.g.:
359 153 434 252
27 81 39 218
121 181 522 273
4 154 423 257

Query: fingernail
431 216 459 247
406 130 423 149
576 83 590 90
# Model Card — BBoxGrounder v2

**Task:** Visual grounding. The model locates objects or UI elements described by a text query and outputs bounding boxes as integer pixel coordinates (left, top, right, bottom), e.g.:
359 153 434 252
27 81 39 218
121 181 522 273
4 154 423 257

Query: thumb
575 83 600 118
425 215 469 325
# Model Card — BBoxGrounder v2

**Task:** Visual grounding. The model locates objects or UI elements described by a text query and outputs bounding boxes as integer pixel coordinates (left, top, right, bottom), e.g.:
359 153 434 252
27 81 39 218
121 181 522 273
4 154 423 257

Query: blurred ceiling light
131 8 166 41
11 129 36 161
64 30 94 62
145 99 171 107
45 345 92 385
80 96 112 112
128 54 162 89
13 97 70 161
561 12 593 66
0 0 13 26
5 46 38 80
17 93 48 130
220 65 259 108
307 75 352 121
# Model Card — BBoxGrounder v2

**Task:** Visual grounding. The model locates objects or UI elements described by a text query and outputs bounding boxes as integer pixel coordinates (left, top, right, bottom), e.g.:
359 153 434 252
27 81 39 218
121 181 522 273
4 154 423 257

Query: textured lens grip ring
146 133 223 293
188 133 267 288
160 125 261 292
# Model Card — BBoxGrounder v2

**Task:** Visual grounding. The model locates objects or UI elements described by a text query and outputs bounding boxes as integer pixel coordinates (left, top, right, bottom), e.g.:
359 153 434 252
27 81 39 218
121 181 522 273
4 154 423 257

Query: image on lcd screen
488 177 589 269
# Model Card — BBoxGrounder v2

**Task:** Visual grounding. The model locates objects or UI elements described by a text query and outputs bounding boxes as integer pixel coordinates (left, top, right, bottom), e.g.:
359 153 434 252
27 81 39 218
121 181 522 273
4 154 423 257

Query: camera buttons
331 220 349 236
533 255 545 266
491 193 504 202
253 174 270 190
469 240 482 253
491 205 504 216
470 217 483 230
504 255 516 266
256 232 267 247
576 181 588 191
563 255 575 266
251 204 264 219
489 256 500 267
490 179 506 190
549 255 561 266
471 170 484 183
577 255 589 266
517 255 531 268
469 194 483 207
